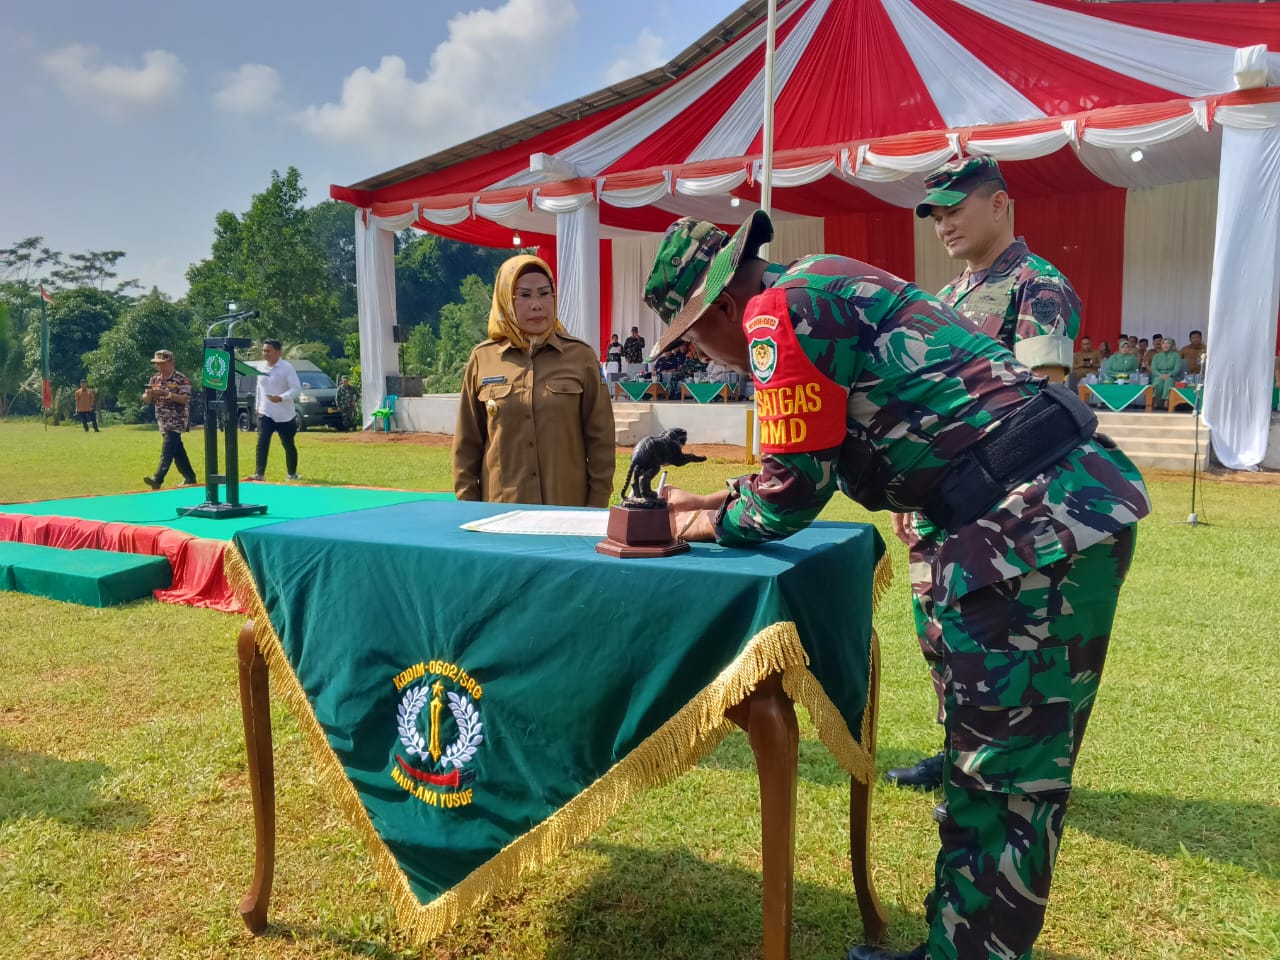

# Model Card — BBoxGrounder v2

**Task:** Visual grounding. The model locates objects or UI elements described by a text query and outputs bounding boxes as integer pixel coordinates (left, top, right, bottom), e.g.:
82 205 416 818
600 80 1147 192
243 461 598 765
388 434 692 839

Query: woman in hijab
452 254 615 507
1149 337 1182 405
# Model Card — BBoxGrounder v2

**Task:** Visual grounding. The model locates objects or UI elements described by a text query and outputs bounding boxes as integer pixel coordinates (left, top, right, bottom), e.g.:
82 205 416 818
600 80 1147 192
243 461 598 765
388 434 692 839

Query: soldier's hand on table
891 511 912 545
673 509 716 542
661 486 728 512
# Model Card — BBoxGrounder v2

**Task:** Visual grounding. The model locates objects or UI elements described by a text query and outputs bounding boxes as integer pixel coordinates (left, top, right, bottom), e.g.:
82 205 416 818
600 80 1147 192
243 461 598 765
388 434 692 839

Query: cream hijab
487 254 567 351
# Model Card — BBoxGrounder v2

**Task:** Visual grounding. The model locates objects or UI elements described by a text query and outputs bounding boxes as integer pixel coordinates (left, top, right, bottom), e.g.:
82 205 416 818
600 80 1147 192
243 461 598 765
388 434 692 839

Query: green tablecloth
683 380 732 403
616 379 661 401
1086 382 1149 412
228 499 886 940
1171 385 1202 410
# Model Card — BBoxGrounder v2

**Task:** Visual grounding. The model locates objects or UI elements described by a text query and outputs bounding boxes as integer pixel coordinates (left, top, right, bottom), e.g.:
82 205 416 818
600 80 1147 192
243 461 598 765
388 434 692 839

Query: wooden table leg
727 674 798 960
849 634 889 943
237 619 276 934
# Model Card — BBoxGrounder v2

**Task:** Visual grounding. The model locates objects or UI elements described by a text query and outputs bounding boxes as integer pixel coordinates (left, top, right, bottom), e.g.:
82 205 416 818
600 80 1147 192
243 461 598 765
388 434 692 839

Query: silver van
235 359 343 431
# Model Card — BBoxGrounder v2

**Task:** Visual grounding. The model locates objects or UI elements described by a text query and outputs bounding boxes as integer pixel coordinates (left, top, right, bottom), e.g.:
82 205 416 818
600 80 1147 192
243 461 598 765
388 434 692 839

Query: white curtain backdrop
1204 115 1280 469
555 203 600 350
609 234 663 351
355 209 407 426
769 214 825 266
1121 179 1217 346
606 215 826 356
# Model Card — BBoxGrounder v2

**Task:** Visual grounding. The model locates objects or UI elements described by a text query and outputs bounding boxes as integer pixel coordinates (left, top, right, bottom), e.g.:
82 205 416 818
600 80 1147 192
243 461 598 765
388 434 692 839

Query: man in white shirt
246 338 302 481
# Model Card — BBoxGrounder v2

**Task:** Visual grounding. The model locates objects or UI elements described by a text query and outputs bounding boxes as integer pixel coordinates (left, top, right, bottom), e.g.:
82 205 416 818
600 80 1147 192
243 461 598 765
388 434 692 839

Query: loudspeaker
386 375 424 398
392 324 411 343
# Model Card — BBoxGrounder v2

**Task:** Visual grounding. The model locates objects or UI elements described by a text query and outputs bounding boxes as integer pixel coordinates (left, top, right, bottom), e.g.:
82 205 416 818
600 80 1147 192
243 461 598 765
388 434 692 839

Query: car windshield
299 373 334 389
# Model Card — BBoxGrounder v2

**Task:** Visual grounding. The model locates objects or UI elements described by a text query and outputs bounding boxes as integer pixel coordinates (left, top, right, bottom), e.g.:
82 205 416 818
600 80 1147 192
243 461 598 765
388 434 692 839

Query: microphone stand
1173 350 1210 527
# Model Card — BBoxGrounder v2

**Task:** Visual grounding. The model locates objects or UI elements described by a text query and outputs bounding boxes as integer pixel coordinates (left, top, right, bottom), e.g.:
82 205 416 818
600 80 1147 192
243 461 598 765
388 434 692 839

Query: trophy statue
596 428 706 558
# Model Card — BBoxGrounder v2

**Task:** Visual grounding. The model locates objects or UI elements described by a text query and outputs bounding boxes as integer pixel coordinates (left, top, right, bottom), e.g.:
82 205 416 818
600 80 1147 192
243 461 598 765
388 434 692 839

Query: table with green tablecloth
681 380 737 403
227 499 890 956
1170 384 1202 412
612 379 665 402
1082 382 1151 412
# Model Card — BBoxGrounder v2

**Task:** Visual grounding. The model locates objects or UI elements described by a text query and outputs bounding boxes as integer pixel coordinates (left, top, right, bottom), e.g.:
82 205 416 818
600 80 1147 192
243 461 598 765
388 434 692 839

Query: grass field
1 420 1277 959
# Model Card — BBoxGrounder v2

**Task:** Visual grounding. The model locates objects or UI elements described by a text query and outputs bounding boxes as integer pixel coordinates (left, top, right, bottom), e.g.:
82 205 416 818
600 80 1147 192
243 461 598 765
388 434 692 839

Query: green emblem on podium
203 348 230 390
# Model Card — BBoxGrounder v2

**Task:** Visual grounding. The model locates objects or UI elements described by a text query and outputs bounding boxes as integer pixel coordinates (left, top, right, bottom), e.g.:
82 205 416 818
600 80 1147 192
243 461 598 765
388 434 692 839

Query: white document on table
461 509 609 537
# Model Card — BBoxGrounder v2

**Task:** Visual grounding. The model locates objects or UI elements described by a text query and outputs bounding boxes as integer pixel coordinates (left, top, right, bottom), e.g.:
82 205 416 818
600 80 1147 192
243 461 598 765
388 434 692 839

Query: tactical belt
923 382 1098 533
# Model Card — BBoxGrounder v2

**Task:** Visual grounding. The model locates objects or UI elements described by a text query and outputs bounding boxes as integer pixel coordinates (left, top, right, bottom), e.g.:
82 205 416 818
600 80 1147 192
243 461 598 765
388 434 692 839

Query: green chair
371 395 398 432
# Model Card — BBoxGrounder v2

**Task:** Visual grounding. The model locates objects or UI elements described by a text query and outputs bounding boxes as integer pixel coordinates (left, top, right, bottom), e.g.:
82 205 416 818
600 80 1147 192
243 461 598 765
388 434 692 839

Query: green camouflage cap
643 209 773 359
915 155 1005 218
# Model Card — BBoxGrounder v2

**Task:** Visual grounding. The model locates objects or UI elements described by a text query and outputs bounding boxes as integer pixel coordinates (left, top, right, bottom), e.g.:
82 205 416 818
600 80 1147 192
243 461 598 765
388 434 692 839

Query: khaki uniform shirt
75 387 96 413
1072 349 1101 378
453 331 615 507
1180 343 1206 375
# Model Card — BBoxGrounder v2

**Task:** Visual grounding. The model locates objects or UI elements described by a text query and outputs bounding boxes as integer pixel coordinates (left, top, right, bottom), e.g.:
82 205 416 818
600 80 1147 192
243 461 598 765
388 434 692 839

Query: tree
84 291 198 422
306 200 359 318
394 233 509 332
49 250 133 291
410 274 491 393
22 286 121 389
186 210 245 324
239 167 338 344
0 301 24 416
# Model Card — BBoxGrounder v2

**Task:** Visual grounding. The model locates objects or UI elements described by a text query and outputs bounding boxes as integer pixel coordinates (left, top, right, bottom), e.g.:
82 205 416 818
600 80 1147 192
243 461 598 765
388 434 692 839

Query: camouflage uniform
710 255 1149 960
937 239 1079 351
147 368 197 484
336 379 359 431
915 160 1083 730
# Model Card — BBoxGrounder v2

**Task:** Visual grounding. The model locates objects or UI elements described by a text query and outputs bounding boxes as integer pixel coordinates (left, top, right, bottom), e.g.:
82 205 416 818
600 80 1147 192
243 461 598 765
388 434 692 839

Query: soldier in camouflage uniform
888 156 1085 792
336 375 359 431
644 211 1149 960
141 348 198 489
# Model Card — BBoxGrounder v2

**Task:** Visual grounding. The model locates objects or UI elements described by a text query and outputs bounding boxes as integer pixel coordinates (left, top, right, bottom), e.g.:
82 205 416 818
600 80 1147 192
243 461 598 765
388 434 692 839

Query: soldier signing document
644 210 1149 960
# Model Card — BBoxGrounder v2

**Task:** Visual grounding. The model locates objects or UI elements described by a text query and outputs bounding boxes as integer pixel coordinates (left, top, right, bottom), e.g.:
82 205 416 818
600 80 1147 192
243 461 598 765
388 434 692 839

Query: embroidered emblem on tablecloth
390 660 485 810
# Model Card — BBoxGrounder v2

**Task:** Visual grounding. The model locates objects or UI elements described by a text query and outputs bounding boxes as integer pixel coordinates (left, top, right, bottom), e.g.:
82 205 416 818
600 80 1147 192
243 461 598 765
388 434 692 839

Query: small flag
39 285 52 410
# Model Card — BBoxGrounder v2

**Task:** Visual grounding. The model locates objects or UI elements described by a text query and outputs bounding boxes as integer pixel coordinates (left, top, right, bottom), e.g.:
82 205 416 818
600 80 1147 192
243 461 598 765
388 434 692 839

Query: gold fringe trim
871 550 894 611
224 545 889 944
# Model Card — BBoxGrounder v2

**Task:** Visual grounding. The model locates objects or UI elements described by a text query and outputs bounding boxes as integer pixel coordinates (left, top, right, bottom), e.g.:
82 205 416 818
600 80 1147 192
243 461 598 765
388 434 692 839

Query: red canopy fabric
333 0 1280 351
333 0 1280 237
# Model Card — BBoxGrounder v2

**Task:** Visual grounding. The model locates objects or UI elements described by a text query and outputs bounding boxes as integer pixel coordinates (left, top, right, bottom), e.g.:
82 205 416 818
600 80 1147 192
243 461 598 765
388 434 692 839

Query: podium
184 317 267 519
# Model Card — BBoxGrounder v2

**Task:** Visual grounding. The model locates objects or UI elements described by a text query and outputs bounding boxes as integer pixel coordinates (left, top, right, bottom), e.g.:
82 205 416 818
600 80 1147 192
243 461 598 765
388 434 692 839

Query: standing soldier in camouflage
336 375 359 431
141 349 198 489
886 156 1085 793
648 211 1149 960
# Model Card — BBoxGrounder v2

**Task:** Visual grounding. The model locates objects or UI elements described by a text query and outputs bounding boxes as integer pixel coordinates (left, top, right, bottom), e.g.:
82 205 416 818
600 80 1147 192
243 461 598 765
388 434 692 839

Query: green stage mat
0 541 172 607
2 485 454 541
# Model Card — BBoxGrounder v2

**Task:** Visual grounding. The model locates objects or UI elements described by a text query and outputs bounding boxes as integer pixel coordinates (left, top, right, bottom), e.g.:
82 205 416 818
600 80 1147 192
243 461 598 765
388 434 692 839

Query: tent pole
747 0 778 463
753 0 778 462
760 0 778 221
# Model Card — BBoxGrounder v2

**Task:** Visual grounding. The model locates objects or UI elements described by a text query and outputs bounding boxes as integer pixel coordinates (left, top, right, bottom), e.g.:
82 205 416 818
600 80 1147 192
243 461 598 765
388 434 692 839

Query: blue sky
0 0 743 298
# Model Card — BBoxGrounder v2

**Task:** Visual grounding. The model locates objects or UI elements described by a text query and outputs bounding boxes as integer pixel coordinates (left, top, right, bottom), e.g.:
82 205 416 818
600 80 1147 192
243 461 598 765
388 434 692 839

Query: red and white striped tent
334 0 1280 468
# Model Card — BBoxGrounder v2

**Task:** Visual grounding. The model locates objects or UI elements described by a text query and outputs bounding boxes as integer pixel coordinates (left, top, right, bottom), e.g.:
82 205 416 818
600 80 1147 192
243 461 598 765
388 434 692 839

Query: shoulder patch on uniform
1031 296 1061 324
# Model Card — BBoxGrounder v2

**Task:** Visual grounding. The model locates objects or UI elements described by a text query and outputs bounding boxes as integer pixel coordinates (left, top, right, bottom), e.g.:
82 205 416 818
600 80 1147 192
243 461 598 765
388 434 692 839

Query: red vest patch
743 288 847 454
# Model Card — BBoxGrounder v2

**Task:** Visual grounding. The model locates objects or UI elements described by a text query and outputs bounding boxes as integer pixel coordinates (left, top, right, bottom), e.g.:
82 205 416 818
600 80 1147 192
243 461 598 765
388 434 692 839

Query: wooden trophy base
596 502 690 558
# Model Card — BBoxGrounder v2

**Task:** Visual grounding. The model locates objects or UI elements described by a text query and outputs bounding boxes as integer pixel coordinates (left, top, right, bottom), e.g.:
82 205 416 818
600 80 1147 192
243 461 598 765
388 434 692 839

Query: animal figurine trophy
597 428 706 558
618 428 707 505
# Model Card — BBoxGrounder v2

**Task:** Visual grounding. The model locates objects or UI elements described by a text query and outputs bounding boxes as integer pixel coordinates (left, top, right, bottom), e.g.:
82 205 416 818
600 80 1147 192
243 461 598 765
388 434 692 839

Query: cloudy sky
0 0 743 298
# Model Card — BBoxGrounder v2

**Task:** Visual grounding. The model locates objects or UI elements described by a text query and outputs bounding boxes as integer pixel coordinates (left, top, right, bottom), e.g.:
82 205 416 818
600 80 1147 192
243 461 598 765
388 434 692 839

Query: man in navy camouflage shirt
646 210 1149 960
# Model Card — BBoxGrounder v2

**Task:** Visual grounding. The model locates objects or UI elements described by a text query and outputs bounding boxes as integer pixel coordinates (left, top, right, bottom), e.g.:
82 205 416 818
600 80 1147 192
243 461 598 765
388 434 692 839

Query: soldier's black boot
884 752 944 790
846 944 926 960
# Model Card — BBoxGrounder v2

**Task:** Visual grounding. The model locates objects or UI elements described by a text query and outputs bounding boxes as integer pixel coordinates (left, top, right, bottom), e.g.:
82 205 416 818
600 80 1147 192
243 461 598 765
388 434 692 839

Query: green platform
0 541 173 607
